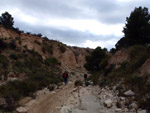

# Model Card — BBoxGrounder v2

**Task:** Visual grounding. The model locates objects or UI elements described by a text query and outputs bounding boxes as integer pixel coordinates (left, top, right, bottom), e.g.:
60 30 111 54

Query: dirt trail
17 70 85 113
17 82 74 113
28 83 73 113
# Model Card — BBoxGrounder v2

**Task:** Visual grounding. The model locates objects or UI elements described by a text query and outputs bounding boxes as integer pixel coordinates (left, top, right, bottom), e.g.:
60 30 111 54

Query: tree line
85 6 150 72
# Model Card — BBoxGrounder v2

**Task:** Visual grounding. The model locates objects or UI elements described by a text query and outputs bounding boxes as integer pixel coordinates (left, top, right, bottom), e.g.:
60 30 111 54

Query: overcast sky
0 0 150 50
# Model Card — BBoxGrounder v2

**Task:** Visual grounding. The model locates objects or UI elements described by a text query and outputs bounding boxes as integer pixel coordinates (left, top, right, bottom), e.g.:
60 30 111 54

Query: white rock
7 77 18 81
51 91 56 94
131 102 137 109
104 99 112 108
138 110 147 113
120 97 125 101
124 90 135 96
99 109 108 113
16 107 28 113
60 106 72 113
115 108 122 112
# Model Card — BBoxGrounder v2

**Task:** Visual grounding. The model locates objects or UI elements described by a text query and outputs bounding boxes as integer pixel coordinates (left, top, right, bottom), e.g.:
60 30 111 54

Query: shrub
59 44 66 53
15 37 22 45
44 57 60 67
85 81 90 86
23 45 27 49
24 57 42 70
18 39 22 45
9 40 16 49
129 45 149 68
74 80 83 87
27 50 43 62
15 37 20 40
88 71 101 85
0 39 7 50
9 54 18 60
34 40 41 45
84 47 107 72
0 55 9 68
0 12 14 29
48 84 55 91
42 45 53 54
37 33 42 37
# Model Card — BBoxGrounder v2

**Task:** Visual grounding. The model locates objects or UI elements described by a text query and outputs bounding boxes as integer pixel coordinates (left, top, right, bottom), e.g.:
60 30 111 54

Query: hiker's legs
84 78 87 83
64 78 67 85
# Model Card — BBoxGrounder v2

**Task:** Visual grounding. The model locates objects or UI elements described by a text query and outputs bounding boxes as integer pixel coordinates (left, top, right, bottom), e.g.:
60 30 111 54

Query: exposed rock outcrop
108 49 130 69
0 26 91 71
140 58 150 75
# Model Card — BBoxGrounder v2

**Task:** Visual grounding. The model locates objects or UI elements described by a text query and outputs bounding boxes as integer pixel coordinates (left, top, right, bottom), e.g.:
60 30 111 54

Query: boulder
120 97 125 101
104 99 113 108
138 110 147 113
108 49 130 69
60 106 72 113
124 90 135 96
16 106 28 113
131 102 137 109
115 108 122 112
140 59 150 75
0 98 7 107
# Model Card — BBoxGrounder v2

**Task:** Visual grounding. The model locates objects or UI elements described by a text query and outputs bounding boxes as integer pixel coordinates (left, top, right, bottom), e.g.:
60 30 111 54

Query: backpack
63 72 67 78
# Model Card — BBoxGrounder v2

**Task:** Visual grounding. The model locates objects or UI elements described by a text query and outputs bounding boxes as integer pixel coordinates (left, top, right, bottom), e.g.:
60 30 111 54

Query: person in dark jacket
84 73 87 82
63 71 69 85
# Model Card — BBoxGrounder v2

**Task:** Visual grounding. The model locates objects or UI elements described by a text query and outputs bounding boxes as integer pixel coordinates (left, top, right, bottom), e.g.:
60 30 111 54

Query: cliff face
140 58 150 75
0 26 91 72
108 49 130 69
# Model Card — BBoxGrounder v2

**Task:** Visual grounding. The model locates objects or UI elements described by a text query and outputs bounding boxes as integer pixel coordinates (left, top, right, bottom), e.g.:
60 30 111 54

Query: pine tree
116 7 150 49
0 12 14 29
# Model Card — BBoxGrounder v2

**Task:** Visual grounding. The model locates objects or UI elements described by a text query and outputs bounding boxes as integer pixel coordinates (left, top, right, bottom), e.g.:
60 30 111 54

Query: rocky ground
16 82 73 113
60 85 147 113
15 69 147 113
16 81 147 113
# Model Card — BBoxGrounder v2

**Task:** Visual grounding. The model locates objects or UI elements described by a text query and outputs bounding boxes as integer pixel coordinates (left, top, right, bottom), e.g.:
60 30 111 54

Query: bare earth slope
28 83 73 113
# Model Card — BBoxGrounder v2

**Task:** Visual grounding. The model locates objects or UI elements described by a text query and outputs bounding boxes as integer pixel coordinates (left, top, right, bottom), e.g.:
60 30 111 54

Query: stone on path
124 90 135 96
104 99 113 108
138 110 147 113
60 106 72 113
115 108 122 112
16 106 28 113
0 98 6 107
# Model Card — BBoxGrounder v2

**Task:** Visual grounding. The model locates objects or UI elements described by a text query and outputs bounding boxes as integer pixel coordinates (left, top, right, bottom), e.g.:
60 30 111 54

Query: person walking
62 71 69 85
84 73 87 83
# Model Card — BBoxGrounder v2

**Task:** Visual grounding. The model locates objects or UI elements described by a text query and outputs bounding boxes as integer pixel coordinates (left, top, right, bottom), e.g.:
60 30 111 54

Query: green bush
9 54 18 60
85 81 90 86
9 40 16 49
24 57 42 69
0 55 9 68
129 45 149 69
15 37 20 40
0 39 7 50
88 71 101 85
34 40 41 45
42 45 53 54
59 44 66 53
84 47 108 72
74 80 83 87
23 45 27 49
48 84 55 91
0 69 62 102
44 57 60 67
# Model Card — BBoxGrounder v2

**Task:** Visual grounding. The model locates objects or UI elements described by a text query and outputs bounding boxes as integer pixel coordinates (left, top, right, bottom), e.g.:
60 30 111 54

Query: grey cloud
0 0 150 49
14 21 120 49
1 0 150 24
82 0 150 24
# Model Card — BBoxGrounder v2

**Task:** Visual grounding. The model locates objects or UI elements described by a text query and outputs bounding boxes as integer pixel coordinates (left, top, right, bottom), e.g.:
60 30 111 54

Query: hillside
0 26 91 70
0 25 91 112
